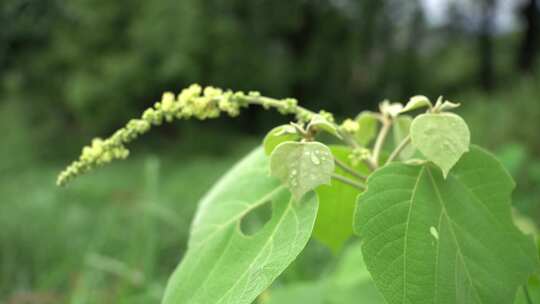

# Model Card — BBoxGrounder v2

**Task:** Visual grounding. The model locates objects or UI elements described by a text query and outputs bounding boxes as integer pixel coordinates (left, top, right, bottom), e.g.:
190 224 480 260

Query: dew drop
310 153 321 165
430 226 439 240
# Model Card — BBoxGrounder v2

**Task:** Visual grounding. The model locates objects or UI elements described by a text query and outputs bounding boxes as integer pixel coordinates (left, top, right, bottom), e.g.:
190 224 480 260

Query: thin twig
386 135 411 165
371 118 391 167
334 158 367 181
331 173 366 190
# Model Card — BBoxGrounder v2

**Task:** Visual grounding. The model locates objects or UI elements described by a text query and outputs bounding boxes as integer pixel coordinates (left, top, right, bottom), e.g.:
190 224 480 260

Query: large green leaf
354 146 539 304
314 146 367 253
162 148 319 304
270 141 334 201
514 240 540 304
410 113 470 177
514 274 540 304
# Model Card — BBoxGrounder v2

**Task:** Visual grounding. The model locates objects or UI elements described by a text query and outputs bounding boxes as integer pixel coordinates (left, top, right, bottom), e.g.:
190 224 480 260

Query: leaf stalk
331 173 366 191
386 135 411 165
334 158 367 181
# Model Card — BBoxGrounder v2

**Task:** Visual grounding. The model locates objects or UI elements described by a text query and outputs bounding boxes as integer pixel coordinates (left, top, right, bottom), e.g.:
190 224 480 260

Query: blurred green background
1 0 540 302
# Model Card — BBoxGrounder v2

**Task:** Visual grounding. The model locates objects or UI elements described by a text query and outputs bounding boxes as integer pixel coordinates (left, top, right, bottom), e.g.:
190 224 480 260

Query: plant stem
371 117 392 167
331 173 366 190
247 96 316 122
386 135 411 164
334 158 367 181
338 130 361 148
524 285 534 304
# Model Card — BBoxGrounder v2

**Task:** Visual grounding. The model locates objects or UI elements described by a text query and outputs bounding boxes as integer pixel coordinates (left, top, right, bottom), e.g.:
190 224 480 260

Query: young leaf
400 95 432 113
392 115 415 160
263 125 300 156
307 114 340 138
380 100 403 118
314 146 369 253
438 100 460 112
410 112 470 177
270 141 334 201
162 148 319 304
433 96 461 112
354 146 539 304
356 111 378 146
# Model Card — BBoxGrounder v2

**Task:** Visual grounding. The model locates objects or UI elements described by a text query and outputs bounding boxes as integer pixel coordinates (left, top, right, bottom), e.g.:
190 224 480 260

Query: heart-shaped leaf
270 141 334 201
162 148 319 304
354 146 539 304
410 112 470 177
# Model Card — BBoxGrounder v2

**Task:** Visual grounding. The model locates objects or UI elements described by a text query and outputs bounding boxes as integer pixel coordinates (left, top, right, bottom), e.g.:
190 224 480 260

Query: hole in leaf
240 201 273 236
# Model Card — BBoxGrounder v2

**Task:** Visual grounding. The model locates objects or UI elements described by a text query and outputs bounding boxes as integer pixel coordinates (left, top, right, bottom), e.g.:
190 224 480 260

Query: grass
0 137 259 303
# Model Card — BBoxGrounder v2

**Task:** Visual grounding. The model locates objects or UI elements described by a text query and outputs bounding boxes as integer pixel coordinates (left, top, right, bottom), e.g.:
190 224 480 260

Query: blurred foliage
2 0 540 302
4 0 526 139
0 138 258 302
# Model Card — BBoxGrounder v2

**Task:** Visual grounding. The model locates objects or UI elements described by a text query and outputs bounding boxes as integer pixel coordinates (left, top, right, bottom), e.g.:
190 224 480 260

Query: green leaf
313 146 368 253
514 274 540 304
356 111 378 146
354 146 539 304
392 115 415 160
270 141 334 201
263 125 300 156
307 114 341 138
380 100 404 118
439 101 460 111
410 112 470 177
434 96 461 112
162 148 319 304
400 95 432 113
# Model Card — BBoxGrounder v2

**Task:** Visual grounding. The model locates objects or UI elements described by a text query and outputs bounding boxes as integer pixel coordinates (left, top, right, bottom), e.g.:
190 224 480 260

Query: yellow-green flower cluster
348 147 371 166
339 118 359 134
57 84 308 186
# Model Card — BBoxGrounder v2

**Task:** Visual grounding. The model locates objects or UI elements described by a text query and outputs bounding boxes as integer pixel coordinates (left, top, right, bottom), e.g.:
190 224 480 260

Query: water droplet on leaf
310 153 321 165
